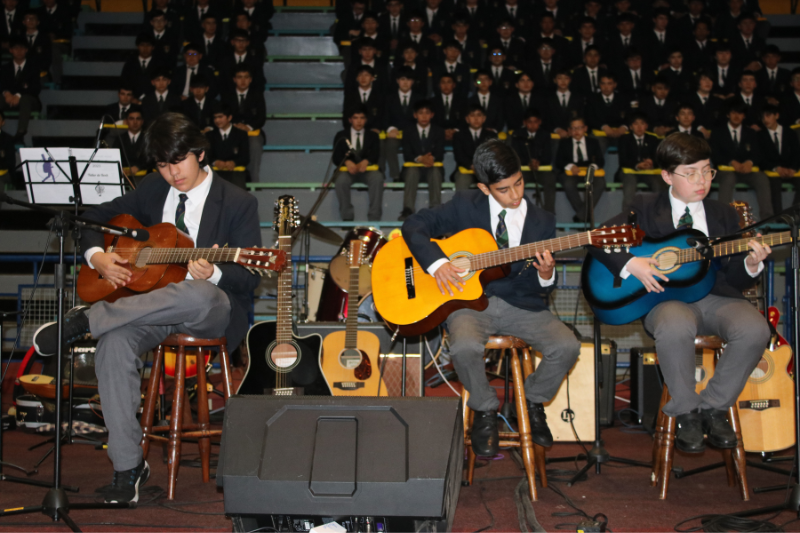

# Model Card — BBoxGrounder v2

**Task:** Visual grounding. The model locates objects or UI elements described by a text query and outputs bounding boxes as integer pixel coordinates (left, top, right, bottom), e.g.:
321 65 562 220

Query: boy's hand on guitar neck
627 257 669 293
188 244 219 280
745 234 771 274
433 262 465 296
92 252 132 289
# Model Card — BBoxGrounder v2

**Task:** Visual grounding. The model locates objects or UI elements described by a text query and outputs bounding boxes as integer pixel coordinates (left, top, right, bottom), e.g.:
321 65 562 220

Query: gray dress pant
0 94 41 135
523 170 556 214
334 169 384 220
381 138 401 181
559 171 606 222
446 297 582 412
453 171 475 191
403 166 443 212
247 133 263 181
87 281 231 472
643 293 770 417
716 170 774 219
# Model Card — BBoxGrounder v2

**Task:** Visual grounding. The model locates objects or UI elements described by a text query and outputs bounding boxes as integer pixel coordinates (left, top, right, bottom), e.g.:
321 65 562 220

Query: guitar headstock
238 248 287 277
274 195 300 237
348 239 365 267
731 200 756 234
589 225 646 253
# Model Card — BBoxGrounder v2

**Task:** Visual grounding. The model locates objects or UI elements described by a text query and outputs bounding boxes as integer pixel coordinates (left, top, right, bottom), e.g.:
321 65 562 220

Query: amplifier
629 347 662 433
219 396 463 533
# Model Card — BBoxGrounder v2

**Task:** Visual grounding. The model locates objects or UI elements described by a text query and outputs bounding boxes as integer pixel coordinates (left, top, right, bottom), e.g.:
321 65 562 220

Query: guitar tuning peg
604 247 611 254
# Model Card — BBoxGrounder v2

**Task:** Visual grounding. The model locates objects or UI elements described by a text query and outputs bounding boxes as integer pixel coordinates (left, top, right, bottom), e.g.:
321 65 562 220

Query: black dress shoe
470 410 499 457
701 408 737 449
33 305 91 356
527 401 554 447
675 410 705 453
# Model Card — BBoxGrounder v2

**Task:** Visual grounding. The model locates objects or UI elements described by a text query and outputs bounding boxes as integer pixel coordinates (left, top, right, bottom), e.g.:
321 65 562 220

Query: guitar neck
471 232 592 270
276 235 294 344
344 263 360 350
140 248 241 264
677 232 792 265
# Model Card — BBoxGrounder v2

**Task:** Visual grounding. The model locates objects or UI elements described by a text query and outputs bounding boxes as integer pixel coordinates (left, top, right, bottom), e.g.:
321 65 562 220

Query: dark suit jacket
727 93 766 128
617 67 654 102
606 32 645 72
710 125 762 166
378 12 407 42
342 86 386 131
103 102 132 123
112 131 149 171
172 64 218 99
544 90 585 132
24 32 52 70
639 96 678 129
570 66 609 98
219 52 266 92
241 2 275 42
458 1 494 40
564 39 606 70
453 128 497 168
431 61 472 98
756 67 791 102
200 35 227 68
554 136 605 170
397 34 437 61
617 132 660 169
488 66 517 94
345 57 390 93
585 92 630 130
758 126 800 171
219 88 266 132
660 67 695 100
390 62 428 96
80 173 262 352
455 36 483 69
729 33 766 70
147 28 181 67
0 9 23 44
180 98 215 130
402 124 446 163
589 192 759 299
0 59 42 97
431 91 466 130
681 39 716 74
711 64 742 98
779 92 800 127
487 37 527 68
689 92 724 130
402 191 557 312
333 127 380 165
206 127 250 167
510 129 552 165
182 4 225 45
468 91 505 131
504 92 537 131
385 90 421 132
642 29 680 69
120 55 166 99
38 3 72 41
526 58 562 92
349 32 391 60
0 130 15 171
141 91 182 123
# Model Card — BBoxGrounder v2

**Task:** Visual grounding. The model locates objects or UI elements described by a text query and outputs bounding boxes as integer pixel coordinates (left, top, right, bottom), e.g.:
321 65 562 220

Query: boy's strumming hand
433 262 466 296
627 256 669 293
93 252 132 289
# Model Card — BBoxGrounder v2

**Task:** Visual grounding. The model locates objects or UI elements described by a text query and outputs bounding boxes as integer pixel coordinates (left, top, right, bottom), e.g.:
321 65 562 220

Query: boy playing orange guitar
402 140 581 456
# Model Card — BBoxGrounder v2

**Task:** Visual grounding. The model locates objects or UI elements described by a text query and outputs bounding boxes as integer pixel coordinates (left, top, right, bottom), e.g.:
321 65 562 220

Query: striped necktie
677 206 693 229
495 210 509 249
175 193 188 233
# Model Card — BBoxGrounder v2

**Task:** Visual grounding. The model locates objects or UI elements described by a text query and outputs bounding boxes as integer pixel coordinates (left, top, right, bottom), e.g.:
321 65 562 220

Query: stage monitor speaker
629 347 662 433
218 396 463 532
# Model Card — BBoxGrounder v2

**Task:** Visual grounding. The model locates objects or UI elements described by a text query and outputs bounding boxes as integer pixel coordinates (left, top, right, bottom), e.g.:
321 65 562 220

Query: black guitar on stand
237 196 330 396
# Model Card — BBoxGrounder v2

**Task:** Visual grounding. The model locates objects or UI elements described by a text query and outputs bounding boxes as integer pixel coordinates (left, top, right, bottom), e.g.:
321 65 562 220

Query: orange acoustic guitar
371 225 644 336
320 239 387 396
77 214 285 304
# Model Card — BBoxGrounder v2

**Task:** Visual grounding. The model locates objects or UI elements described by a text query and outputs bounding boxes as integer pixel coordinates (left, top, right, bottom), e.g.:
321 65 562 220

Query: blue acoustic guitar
582 229 792 326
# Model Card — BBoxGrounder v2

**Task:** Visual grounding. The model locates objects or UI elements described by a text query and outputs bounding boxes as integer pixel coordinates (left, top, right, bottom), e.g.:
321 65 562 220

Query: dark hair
515 71 532 83
625 47 642 60
442 39 462 51
395 65 415 79
475 68 492 79
667 45 683 56
356 64 376 76
9 37 29 49
362 10 379 21
628 110 648 125
413 99 433 113
143 112 210 164
438 71 455 83
616 12 637 24
213 102 233 117
451 13 470 25
347 104 369 117
465 103 485 115
762 103 780 115
136 32 155 46
736 11 757 23
22 9 38 19
229 28 250 40
600 72 616 82
716 42 732 53
189 74 210 88
523 108 541 120
119 83 135 93
763 44 781 56
406 9 425 20
183 42 202 54
740 69 757 80
676 101 695 115
697 69 714 84
147 9 166 20
694 17 712 30
358 37 377 49
539 11 555 20
652 7 670 17
200 12 217 22
554 68 571 78
400 42 419 53
652 75 670 88
583 44 600 55
126 104 144 118
578 16 596 27
727 100 747 114
473 140 521 185
496 18 515 27
656 132 711 173
150 67 171 80
235 10 251 21
538 37 555 49
233 64 252 77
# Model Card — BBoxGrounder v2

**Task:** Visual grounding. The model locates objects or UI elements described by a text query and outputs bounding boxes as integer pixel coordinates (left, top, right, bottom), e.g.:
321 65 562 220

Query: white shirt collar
668 186 705 233
398 89 412 100
360 87 371 98
634 133 645 141
13 59 25 70
729 123 742 135
154 30 164 38
195 96 205 108
235 51 247 61
679 126 692 133
469 127 482 138
417 123 430 136
236 88 249 98
488 193 527 248
769 124 783 137
155 89 168 98
558 89 571 99
219 124 232 137
129 131 140 142
174 166 213 207
602 93 614 102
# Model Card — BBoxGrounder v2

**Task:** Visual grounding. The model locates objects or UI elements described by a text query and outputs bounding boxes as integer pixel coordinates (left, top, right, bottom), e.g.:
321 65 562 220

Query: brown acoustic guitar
320 239 387 396
77 213 286 303
371 224 644 336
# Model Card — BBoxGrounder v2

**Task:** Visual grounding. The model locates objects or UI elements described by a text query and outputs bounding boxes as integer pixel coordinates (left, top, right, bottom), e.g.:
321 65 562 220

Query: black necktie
522 95 528 108
223 132 227 141
28 34 33 45
239 93 245 111
637 138 643 159
702 96 707 105
362 91 367 103
481 96 487 109
142 59 147 70
402 94 408 111
774 131 780 153
444 96 450 118
605 97 611 106
449 64 454 73
14 65 21 81
732 129 738 146
175 193 188 233
590 71 597 92
392 19 398 37
771 70 776 84
544 63 550 78
355 132 362 152
576 141 584 162
634 71 640 89
473 131 479 142
561 94 567 108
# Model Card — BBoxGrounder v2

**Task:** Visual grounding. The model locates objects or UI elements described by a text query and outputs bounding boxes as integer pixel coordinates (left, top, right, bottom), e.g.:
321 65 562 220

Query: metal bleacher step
265 62 343 88
76 11 144 34
267 36 340 57
40 90 118 119
265 90 343 116
72 35 137 61
269 12 335 35
263 119 342 146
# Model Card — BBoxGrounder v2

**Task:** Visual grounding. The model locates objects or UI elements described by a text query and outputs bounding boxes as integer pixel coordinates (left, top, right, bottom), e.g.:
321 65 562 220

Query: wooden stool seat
650 336 748 500
140 334 233 500
463 335 547 503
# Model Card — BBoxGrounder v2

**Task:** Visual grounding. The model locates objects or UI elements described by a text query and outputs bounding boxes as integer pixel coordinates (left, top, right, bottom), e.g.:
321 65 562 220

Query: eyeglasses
672 168 717 183
185 52 200 56
491 52 503 56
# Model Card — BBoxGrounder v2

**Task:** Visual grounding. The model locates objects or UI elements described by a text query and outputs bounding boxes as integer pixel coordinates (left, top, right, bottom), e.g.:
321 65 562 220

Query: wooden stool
462 335 547 502
650 336 749 500
140 334 233 500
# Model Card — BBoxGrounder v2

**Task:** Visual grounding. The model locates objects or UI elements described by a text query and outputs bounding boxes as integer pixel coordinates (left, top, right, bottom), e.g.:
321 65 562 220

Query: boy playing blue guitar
588 132 771 453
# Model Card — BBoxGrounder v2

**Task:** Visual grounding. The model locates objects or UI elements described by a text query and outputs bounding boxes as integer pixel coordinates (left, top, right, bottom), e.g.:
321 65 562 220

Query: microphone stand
523 139 543 209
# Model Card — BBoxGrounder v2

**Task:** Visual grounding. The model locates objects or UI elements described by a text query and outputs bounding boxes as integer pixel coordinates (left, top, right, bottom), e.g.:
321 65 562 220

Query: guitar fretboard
276 235 293 344
676 232 793 265
345 260 360 350
471 233 593 270
139 248 240 264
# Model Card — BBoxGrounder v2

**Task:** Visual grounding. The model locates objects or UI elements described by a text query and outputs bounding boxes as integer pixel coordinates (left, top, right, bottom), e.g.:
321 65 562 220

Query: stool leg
196 351 211 484
140 345 164 459
462 390 476 486
534 444 548 488
728 405 750 501
218 344 233 400
511 348 538 502
520 347 535 380
651 386 670 487
167 345 187 500
658 411 676 500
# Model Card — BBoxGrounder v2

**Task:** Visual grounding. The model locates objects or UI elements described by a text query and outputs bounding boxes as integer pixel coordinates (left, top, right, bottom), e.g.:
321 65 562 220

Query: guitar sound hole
654 250 678 271
135 247 152 268
750 357 769 379
695 366 706 383
271 343 298 369
339 348 363 370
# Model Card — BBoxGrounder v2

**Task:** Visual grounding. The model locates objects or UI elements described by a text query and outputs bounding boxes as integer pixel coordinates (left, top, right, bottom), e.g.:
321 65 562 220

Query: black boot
675 409 705 453
701 408 737 449
32 305 90 356
470 410 499 457
526 401 553 447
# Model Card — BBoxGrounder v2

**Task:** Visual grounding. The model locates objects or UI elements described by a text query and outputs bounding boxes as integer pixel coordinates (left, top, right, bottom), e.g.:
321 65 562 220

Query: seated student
527 38 561 92
587 132 771 455
343 65 385 130
205 103 250 190
618 111 664 210
487 19 526 69
585 73 630 151
660 48 694 101
183 0 220 46
493 0 534 38
333 105 384 221
504 72 537 133
779 68 800 129
486 47 517 95
334 0 368 54
710 101 773 218
536 0 568 35
453 104 498 190
220 30 266 93
120 34 164 101
451 15 482 70
398 10 436 61
554 116 605 222
570 45 607 97
111 106 148 185
607 13 644 74
729 12 765 72
384 66 420 181
346 38 389 93
379 0 405 53
468 70 505 132
180 75 214 131
421 0 449 45
141 68 181 123
402 140 581 456
0 38 41 143
462 0 492 41
239 0 274 45
150 0 180 31
617 48 653 104
675 103 706 138
0 110 17 189
545 69 584 139
350 12 389 61
431 40 471 99
399 100 445 220
104 85 135 124
759 104 800 212
690 71 723 138
21 10 51 73
711 43 741 101
730 70 766 131
431 72 465 142
640 76 678 138
756 46 789 107
682 18 716 74
0 0 23 50
567 0 604 39
510 109 556 213
173 43 217 101
391 42 428 95
644 8 679 70
233 12 265 50
220 65 267 181
528 12 569 60
145 10 179 68
675 0 709 41
198 12 225 68
565 17 603 69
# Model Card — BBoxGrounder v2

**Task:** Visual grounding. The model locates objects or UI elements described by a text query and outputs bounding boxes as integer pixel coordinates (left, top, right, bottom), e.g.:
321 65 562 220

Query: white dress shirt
428 195 555 285
425 7 438 27
128 131 140 144
218 124 232 139
387 90 413 133
182 65 197 97
350 127 366 150
728 123 742 143
359 86 372 103
768 124 783 162
566 137 587 172
85 168 223 284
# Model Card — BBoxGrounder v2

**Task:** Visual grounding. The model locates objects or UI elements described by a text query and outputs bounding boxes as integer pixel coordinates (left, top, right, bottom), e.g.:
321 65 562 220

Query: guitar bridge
738 399 780 411
405 257 416 300
334 382 365 390
265 387 304 396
